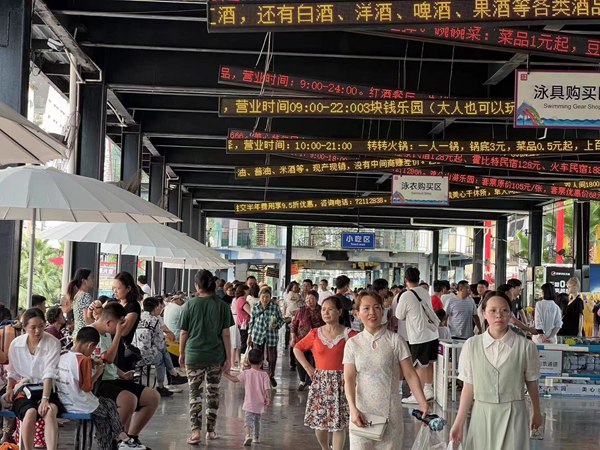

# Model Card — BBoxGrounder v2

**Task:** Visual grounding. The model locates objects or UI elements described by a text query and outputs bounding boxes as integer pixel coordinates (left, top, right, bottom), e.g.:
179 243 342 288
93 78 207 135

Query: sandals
186 435 202 445
206 432 219 441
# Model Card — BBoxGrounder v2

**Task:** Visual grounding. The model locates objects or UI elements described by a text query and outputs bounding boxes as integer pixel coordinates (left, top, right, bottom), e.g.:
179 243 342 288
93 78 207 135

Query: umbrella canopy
156 256 233 270
0 101 66 164
0 165 180 223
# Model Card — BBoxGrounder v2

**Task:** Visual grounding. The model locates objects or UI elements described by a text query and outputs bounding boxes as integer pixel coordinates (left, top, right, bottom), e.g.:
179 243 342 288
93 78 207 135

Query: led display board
226 138 600 155
219 66 440 99
388 26 600 61
208 0 600 32
220 98 514 118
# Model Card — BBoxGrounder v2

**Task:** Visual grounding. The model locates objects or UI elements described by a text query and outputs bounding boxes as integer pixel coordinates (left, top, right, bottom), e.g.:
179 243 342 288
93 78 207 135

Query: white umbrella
0 101 66 164
155 257 232 292
0 165 180 302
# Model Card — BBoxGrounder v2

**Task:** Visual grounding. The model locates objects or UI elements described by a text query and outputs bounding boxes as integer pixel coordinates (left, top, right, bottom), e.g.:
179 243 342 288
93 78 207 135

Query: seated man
92 303 159 449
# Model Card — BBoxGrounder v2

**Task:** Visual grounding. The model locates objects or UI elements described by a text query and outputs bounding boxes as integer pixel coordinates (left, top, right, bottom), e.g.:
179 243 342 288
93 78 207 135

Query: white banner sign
515 70 600 129
539 350 563 376
392 175 448 206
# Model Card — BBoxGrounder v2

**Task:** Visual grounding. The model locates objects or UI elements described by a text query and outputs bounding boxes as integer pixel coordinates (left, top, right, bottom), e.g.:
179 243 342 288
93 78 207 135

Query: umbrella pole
181 259 186 292
117 244 122 273
188 268 191 293
151 256 156 295
27 208 37 307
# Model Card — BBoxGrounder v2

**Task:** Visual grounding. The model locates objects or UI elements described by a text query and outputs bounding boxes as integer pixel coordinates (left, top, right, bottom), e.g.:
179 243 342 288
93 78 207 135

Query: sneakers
297 382 306 391
165 385 183 393
118 438 146 449
253 436 260 443
157 386 174 397
168 374 187 385
401 394 419 404
243 435 253 446
270 377 277 387
424 384 435 401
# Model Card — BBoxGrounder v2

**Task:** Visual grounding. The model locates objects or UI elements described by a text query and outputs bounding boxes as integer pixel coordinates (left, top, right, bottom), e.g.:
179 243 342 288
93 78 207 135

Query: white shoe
166 385 183 393
243 435 252 446
118 438 146 449
401 394 419 404
424 385 435 401
253 436 260 443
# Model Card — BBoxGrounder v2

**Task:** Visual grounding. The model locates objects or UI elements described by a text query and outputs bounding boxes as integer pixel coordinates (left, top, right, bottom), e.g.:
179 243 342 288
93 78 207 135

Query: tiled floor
55 349 600 449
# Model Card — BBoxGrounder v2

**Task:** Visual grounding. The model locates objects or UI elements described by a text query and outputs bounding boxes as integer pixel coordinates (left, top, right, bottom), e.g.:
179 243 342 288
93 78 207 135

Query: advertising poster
515 70 600 129
545 266 574 295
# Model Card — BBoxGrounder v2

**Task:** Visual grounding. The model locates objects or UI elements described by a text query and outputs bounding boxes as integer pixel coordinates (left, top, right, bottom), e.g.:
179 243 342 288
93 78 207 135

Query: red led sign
220 98 514 118
208 0 600 32
388 25 600 61
219 66 440 100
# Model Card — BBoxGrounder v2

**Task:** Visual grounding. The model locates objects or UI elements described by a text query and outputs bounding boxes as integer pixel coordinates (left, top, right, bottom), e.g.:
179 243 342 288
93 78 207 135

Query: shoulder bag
410 289 440 332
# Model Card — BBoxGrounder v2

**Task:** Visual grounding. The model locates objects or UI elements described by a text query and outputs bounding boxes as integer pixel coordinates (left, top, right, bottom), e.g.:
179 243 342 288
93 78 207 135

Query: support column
284 225 293 287
120 126 142 277
0 0 31 313
148 157 165 292
528 207 543 268
71 81 107 289
181 196 193 237
431 230 440 283
472 228 484 283
164 182 181 292
574 202 591 270
495 216 508 287
191 206 200 242
198 208 207 245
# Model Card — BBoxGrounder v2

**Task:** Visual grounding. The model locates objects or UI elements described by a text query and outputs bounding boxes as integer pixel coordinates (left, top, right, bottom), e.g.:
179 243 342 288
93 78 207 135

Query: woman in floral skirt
293 296 357 450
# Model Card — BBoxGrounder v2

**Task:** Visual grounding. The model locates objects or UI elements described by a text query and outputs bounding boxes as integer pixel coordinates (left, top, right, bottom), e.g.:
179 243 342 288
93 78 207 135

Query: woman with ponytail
67 268 93 339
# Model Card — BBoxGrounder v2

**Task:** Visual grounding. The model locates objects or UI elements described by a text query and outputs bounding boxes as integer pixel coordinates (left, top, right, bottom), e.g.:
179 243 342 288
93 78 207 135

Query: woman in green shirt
248 287 284 387
179 270 234 445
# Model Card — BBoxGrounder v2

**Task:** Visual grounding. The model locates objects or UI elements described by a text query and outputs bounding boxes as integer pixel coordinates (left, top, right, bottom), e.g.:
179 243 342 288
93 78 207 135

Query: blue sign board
341 232 376 249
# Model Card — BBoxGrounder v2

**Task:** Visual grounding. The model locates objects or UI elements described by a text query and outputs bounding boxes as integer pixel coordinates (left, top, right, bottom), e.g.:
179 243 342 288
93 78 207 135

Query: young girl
224 349 271 446
450 291 543 450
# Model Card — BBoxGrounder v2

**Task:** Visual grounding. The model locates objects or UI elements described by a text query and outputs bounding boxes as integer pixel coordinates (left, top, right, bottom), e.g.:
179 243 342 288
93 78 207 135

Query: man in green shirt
179 270 234 445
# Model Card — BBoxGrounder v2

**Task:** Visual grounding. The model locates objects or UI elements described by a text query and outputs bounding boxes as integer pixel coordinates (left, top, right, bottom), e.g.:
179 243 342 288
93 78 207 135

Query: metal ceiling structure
32 0 600 229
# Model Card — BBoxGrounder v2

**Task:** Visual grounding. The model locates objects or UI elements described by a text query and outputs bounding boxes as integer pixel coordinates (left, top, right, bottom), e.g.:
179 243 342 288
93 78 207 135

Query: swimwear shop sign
392 175 448 206
515 70 600 129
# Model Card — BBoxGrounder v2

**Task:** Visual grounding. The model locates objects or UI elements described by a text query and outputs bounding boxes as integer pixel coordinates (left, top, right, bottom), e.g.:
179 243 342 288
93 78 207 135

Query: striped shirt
447 297 478 339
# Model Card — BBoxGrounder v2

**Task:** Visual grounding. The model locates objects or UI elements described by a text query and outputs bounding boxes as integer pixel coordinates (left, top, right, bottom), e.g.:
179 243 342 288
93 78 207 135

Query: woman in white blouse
450 292 543 450
533 283 563 344
6 308 62 450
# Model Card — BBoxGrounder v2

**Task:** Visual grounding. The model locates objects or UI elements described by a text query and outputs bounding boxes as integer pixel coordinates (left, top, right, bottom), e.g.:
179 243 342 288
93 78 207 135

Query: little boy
56 326 144 449
224 349 271 446
436 309 452 341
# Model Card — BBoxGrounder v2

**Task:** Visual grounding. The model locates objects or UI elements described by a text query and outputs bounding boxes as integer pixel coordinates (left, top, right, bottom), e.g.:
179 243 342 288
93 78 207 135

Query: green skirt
465 399 529 450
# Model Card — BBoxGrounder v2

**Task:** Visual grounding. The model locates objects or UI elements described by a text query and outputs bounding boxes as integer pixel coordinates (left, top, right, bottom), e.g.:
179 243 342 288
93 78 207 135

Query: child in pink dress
225 349 271 446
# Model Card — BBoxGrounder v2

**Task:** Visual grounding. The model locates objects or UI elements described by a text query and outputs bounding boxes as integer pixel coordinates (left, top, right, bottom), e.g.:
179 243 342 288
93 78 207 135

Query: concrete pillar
431 230 440 283
495 217 508 287
472 228 484 283
0 0 31 313
528 207 543 268
284 225 293 287
147 157 165 292
574 202 590 269
164 182 181 292
181 195 193 237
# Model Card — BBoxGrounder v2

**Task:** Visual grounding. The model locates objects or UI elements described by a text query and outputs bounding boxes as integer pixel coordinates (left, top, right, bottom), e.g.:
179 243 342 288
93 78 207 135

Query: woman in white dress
533 283 562 344
343 291 428 450
450 291 543 450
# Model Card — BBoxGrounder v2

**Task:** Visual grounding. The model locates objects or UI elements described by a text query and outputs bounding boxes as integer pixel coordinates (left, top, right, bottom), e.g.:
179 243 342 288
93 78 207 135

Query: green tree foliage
19 234 63 308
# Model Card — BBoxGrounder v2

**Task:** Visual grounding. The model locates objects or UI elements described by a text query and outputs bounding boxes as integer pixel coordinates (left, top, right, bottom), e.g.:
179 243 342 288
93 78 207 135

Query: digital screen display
390 26 600 61
226 138 600 155
220 98 514 118
234 195 391 213
449 188 520 200
208 0 600 32
219 66 440 100
235 158 436 178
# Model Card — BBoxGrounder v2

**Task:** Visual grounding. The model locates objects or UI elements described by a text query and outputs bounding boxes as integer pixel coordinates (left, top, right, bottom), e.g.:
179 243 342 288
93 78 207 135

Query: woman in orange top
293 296 357 450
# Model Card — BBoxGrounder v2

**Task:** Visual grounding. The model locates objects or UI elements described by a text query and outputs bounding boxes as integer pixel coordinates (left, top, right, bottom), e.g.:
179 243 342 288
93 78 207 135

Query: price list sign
220 98 514 118
227 138 600 155
208 0 600 32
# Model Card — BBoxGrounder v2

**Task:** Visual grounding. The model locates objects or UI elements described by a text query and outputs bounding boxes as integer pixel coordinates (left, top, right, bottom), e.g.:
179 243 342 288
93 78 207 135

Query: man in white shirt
164 294 184 338
137 275 151 296
440 280 457 309
395 267 438 403
317 279 334 305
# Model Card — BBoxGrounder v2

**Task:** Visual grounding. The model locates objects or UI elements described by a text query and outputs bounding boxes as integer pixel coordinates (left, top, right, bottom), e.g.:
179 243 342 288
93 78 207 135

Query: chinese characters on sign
219 66 440 99
392 175 449 205
341 232 376 249
390 26 600 61
515 70 600 128
545 266 575 295
220 98 514 118
208 0 600 32
538 350 563 376
226 138 600 155
234 196 391 213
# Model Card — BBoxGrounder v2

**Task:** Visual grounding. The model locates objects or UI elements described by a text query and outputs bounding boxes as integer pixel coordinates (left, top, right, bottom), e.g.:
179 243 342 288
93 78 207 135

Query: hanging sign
227 138 600 155
545 266 574 295
392 175 449 205
208 0 600 32
218 66 439 99
389 26 600 62
515 70 600 128
341 232 376 249
220 98 514 118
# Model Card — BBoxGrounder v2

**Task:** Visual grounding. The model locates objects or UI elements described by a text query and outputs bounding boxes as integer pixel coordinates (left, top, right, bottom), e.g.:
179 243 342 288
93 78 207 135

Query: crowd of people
0 266 597 450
